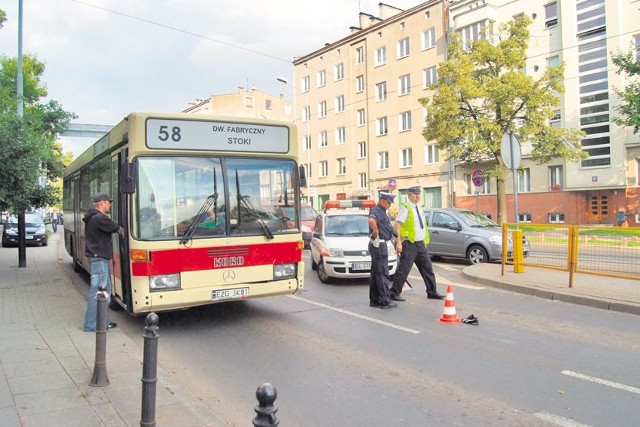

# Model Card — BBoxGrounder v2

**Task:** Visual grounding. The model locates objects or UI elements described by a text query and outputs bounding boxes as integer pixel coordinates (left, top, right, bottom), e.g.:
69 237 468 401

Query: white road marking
561 370 640 394
534 412 592 427
406 273 485 290
433 262 460 272
287 295 421 334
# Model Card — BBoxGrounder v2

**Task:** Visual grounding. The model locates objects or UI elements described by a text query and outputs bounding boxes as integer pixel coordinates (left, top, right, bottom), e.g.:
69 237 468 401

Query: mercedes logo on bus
222 270 236 282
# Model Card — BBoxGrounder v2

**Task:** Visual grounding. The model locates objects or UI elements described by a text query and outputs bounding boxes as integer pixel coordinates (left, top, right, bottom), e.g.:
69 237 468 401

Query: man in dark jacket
83 192 124 332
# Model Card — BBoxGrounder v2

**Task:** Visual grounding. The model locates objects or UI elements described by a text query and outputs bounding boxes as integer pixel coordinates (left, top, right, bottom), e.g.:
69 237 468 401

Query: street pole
509 131 519 223
17 0 27 268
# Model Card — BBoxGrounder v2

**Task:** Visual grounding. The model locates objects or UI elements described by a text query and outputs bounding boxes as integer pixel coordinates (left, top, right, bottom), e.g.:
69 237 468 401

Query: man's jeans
84 258 112 332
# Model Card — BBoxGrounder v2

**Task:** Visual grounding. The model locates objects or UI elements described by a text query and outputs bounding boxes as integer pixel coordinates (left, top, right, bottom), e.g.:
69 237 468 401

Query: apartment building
293 0 640 225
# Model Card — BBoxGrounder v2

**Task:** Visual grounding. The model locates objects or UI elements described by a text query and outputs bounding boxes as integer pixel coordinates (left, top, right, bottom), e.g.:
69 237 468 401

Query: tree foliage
420 17 586 223
0 52 76 213
611 45 640 134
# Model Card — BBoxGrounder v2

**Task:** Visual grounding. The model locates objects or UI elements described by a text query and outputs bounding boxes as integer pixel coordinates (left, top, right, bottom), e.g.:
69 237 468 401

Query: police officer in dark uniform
368 192 397 309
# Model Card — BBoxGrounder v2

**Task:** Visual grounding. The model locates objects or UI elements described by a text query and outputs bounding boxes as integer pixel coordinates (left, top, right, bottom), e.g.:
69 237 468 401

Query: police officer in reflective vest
390 186 444 301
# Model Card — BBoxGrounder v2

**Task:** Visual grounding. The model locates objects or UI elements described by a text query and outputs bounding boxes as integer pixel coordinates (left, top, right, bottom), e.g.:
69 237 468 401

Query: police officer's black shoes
369 301 381 307
379 301 398 309
427 293 445 300
390 294 406 301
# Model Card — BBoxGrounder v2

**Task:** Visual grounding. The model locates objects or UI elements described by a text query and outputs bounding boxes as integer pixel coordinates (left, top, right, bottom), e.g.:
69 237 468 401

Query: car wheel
317 259 333 284
467 244 488 264
42 240 48 247
311 257 318 271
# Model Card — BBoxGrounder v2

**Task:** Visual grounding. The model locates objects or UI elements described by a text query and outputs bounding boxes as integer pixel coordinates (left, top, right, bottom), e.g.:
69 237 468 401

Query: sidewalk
462 262 640 316
0 231 228 427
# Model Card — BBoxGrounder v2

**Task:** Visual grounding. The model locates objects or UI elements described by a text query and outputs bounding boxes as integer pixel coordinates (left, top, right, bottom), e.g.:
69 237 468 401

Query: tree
611 45 640 134
420 16 586 224
0 54 76 214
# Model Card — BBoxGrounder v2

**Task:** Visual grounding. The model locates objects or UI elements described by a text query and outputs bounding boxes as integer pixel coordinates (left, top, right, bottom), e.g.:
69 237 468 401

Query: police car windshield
325 215 369 236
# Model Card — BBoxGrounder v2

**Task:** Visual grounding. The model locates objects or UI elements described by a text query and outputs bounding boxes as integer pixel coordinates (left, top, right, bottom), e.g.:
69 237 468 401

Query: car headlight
489 235 502 245
149 274 181 291
329 248 344 257
274 263 296 279
37 225 46 234
6 228 18 236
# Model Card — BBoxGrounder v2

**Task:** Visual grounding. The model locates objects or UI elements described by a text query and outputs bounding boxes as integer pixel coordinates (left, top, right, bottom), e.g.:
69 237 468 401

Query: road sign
471 169 484 187
501 132 521 170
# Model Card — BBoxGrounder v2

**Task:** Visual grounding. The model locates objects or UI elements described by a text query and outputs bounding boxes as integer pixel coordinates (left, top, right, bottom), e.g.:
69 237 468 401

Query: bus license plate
352 261 371 271
212 287 249 301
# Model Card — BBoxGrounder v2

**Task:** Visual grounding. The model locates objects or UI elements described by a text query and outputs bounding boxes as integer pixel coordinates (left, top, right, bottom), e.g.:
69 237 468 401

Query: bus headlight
149 274 181 291
274 263 296 280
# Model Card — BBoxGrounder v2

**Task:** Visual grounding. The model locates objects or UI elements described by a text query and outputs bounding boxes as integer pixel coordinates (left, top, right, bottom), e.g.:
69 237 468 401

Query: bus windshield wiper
179 192 218 245
238 194 274 240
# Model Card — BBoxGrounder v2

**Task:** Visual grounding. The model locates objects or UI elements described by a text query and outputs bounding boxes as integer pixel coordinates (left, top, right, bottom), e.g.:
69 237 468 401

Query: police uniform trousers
391 240 438 296
369 240 391 304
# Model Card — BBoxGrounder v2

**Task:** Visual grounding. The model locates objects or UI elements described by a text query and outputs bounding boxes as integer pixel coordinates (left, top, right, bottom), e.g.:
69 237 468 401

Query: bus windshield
136 156 300 240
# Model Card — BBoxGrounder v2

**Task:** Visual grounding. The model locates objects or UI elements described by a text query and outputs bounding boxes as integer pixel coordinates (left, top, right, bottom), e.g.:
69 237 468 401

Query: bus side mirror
299 165 307 188
120 162 137 194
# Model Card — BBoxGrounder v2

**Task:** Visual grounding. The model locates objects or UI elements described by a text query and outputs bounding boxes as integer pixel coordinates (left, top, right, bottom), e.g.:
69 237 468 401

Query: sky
0 0 421 156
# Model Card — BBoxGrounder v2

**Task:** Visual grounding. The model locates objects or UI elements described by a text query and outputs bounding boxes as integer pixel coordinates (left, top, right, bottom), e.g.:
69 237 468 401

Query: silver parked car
423 208 529 264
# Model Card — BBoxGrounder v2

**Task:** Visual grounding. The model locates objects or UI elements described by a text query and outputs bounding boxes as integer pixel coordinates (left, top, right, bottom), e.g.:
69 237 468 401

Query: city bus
63 112 305 314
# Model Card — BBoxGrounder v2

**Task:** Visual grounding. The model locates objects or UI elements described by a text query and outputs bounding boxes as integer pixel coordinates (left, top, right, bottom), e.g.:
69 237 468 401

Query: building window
399 111 412 132
549 165 563 190
550 110 561 128
317 70 326 87
356 75 365 93
422 27 436 50
335 95 345 113
545 2 558 29
303 134 311 151
318 130 328 148
334 62 344 81
355 47 364 65
337 158 346 175
423 66 437 87
357 109 366 126
303 163 312 178
376 81 387 101
518 168 531 193
374 46 386 66
459 21 487 49
547 55 560 68
377 151 389 170
397 37 410 59
336 127 346 145
398 74 411 96
400 148 413 168
376 117 388 136
320 161 328 177
302 75 310 93
302 105 310 122
549 213 565 224
518 213 532 223
359 173 367 189
425 144 439 164
318 101 327 119
358 141 367 159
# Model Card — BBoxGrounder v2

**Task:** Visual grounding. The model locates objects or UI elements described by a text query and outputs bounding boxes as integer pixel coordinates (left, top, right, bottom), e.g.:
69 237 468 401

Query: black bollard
252 383 279 427
140 312 159 427
89 285 109 387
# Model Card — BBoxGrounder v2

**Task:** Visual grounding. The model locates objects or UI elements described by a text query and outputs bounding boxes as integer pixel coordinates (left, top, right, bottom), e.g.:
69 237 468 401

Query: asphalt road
65 250 640 426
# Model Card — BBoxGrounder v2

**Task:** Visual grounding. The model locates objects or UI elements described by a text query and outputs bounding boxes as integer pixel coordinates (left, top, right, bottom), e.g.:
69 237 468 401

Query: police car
309 200 398 283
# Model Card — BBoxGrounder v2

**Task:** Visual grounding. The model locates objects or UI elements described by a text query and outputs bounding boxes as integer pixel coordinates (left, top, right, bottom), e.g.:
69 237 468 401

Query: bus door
111 153 131 311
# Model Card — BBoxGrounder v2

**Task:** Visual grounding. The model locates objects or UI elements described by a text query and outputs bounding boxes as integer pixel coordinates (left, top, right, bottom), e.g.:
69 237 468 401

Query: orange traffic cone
438 285 462 323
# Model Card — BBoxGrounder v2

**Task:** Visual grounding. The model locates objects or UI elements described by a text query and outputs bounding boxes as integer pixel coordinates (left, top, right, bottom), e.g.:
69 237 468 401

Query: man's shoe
427 293 445 300
369 301 381 307
462 314 478 325
379 301 398 309
108 322 117 329
390 294 406 302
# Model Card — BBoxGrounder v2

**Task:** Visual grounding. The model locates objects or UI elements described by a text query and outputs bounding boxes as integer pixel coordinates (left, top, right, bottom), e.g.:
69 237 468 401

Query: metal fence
502 223 640 286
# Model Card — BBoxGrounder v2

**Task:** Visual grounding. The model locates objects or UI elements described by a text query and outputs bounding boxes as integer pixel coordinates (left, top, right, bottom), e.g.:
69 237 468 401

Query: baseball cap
379 192 395 202
92 192 113 203
407 186 421 194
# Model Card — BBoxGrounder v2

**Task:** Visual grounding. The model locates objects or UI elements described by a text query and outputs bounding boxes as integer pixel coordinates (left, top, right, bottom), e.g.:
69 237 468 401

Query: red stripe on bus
131 241 302 276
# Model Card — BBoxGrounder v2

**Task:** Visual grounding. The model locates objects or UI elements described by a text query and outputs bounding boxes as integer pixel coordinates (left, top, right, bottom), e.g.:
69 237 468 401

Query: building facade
292 0 640 225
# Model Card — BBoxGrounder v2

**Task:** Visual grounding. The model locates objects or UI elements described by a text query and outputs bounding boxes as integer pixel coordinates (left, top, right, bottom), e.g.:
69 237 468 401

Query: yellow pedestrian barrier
512 229 524 273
